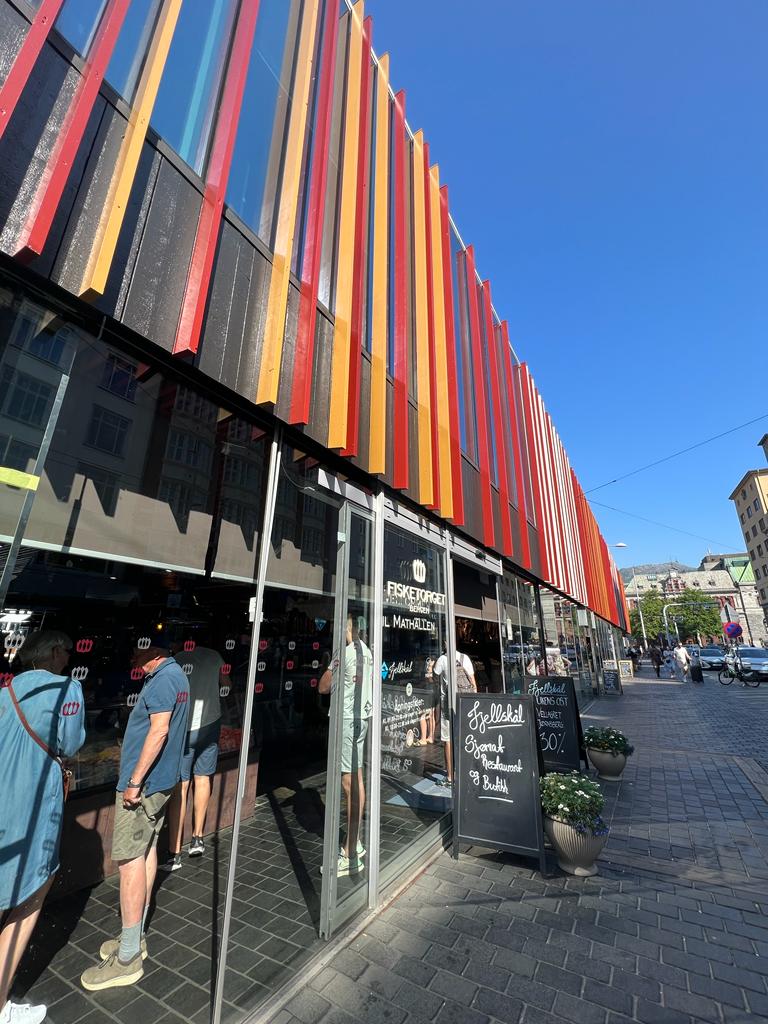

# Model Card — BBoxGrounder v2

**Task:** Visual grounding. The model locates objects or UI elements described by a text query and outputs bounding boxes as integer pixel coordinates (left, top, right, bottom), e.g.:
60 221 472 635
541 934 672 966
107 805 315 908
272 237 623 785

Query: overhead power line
585 412 768 494
588 498 739 551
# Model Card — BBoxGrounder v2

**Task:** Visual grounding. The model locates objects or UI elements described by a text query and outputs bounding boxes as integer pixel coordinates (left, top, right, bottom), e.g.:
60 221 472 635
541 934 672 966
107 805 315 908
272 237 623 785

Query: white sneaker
1 1000 47 1024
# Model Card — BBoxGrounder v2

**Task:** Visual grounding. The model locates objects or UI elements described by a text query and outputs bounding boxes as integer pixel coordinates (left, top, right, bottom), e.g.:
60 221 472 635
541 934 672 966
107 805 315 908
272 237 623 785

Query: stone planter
587 747 627 781
544 817 608 877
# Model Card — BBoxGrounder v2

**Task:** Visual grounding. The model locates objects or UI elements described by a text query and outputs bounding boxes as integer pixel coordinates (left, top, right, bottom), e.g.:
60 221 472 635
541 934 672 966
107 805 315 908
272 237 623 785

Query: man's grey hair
15 629 72 669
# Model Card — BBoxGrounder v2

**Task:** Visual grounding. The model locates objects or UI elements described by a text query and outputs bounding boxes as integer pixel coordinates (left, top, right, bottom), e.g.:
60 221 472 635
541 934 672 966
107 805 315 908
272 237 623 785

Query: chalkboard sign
454 693 547 874
524 676 583 774
603 667 621 693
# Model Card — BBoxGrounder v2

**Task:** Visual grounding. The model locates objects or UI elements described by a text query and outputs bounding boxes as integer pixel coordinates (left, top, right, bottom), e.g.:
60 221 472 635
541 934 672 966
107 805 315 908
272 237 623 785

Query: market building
0 1 629 1021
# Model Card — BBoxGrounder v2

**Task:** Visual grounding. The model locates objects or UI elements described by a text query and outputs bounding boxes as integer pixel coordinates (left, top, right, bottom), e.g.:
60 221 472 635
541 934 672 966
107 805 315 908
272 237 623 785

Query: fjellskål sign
454 693 546 874
524 675 583 775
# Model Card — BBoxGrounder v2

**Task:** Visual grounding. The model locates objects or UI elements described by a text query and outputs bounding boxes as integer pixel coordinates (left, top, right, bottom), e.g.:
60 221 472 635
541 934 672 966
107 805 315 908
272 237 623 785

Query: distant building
729 451 768 635
624 555 765 645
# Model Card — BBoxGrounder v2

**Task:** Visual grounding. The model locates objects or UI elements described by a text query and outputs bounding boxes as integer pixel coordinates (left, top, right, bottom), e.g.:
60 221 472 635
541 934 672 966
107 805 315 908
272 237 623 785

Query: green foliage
629 587 722 643
584 725 634 756
540 771 608 836
629 589 666 639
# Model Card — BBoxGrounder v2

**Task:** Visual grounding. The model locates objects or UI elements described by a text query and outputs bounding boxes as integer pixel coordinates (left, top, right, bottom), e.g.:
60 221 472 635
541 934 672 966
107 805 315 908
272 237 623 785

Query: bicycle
718 654 760 687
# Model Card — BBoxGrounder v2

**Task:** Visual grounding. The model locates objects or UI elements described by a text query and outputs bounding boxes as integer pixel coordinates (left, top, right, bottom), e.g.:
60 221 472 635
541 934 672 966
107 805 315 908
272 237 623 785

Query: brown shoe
81 951 144 991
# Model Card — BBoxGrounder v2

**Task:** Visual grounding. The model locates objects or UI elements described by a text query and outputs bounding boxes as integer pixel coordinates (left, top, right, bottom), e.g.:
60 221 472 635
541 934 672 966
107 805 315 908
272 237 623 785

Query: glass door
320 503 375 937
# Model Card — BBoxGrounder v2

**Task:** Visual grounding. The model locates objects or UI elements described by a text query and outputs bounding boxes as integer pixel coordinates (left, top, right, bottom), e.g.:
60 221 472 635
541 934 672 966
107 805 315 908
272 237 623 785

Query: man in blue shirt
81 637 188 991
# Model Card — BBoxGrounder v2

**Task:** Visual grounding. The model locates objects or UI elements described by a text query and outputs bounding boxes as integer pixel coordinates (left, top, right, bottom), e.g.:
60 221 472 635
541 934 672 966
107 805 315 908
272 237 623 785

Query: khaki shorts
111 789 172 863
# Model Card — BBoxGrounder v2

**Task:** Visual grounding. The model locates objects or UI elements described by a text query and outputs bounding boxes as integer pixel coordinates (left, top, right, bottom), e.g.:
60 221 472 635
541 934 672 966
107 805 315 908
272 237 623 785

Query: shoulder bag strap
6 679 59 760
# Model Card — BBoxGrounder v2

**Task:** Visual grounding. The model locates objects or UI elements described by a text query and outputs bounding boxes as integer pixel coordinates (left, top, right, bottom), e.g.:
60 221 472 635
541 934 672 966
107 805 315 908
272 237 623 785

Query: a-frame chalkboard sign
524 675 588 774
453 693 547 876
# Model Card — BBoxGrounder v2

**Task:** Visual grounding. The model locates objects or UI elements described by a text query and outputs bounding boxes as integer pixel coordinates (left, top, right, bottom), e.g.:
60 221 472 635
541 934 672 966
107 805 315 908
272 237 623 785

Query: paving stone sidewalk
272 671 768 1024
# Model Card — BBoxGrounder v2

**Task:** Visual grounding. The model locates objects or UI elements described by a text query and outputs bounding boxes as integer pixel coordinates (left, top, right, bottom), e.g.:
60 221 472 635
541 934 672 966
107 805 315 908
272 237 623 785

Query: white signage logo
225 639 235 651
257 660 266 672
181 663 194 675
3 632 25 653
412 559 427 583
71 666 89 682
127 692 140 707
219 685 231 697
137 637 151 650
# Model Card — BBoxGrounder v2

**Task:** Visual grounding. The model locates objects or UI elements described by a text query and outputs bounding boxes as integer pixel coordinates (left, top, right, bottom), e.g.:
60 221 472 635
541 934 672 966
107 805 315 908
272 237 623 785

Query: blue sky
366 0 768 570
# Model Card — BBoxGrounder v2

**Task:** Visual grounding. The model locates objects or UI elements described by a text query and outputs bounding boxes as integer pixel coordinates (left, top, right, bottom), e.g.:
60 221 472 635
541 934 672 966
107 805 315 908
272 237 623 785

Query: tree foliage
630 587 722 643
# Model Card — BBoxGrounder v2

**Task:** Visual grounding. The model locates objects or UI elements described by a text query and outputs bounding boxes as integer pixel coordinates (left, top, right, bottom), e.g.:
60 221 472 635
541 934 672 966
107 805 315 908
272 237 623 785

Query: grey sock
141 905 149 935
118 921 142 964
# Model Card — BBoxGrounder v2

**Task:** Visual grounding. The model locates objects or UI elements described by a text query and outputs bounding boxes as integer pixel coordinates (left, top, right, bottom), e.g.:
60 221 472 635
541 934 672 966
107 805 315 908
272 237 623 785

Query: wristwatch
127 777 142 789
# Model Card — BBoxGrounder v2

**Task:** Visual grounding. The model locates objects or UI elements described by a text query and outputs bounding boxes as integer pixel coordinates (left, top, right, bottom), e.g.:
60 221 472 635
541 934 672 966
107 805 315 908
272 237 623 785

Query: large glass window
0 290 272 1024
226 0 297 243
500 571 542 693
378 524 449 883
54 0 108 56
152 0 239 175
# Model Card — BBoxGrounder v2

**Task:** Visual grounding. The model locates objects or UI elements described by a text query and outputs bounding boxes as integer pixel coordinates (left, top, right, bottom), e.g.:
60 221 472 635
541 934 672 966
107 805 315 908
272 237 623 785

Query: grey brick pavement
270 671 768 1024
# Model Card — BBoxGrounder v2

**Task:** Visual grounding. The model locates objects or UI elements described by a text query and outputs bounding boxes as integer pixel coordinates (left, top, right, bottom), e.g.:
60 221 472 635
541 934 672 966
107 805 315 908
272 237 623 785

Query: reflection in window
77 462 119 516
1 368 53 427
452 242 477 459
54 0 108 55
100 353 137 400
227 0 295 242
84 405 131 456
166 429 212 471
105 0 160 100
151 0 239 174
0 436 37 472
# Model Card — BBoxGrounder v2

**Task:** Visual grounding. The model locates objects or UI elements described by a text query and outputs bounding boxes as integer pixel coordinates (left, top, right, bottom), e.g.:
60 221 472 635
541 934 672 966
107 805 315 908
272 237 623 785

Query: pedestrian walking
690 649 704 684
649 646 662 679
673 641 691 682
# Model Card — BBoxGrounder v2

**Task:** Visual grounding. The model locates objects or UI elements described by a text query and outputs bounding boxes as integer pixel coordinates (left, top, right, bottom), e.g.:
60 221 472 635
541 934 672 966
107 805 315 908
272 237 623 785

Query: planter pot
587 748 627 781
544 817 608 877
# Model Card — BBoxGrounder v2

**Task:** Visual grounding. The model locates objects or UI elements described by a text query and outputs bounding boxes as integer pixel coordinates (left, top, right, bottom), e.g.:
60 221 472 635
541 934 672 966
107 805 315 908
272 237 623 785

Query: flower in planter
583 726 634 757
540 771 609 837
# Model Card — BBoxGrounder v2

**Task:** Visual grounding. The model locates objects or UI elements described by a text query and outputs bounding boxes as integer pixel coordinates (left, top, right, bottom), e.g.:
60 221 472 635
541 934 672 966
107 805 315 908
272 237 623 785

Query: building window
759 544 764 556
756 568 761 580
751 550 756 560
174 385 218 424
0 435 37 471
100 353 137 401
748 507 753 519
157 477 191 520
743 489 747 499
1 368 53 427
84 405 130 456
166 429 212 471
77 463 119 516
152 0 240 175
753 525 759 538
755 499 761 512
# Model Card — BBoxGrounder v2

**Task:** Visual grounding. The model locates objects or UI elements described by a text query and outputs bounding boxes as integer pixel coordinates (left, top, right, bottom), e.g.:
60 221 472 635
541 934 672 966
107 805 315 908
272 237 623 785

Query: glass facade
0 288 621 1021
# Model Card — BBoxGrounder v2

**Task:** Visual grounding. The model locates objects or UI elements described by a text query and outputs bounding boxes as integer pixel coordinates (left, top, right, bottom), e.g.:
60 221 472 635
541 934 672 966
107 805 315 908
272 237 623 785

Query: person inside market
0 631 86 1024
159 639 226 872
80 636 189 992
319 614 373 877
433 638 476 788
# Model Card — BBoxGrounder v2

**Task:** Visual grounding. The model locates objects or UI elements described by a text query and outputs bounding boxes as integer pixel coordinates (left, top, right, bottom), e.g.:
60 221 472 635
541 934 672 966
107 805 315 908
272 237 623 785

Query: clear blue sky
366 0 768 570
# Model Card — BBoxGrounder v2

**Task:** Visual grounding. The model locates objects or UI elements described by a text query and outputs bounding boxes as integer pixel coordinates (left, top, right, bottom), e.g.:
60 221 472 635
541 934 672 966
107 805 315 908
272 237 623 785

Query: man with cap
80 634 189 991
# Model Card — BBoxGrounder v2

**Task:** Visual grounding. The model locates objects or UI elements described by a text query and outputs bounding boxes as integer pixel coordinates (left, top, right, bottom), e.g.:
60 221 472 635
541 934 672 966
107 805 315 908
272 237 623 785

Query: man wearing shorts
319 616 373 876
80 638 188 991
433 641 475 788
160 644 225 870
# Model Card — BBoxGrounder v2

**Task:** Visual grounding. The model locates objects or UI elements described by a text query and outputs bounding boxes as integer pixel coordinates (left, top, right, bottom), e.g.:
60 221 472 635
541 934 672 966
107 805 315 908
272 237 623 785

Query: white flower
559 785 566 790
